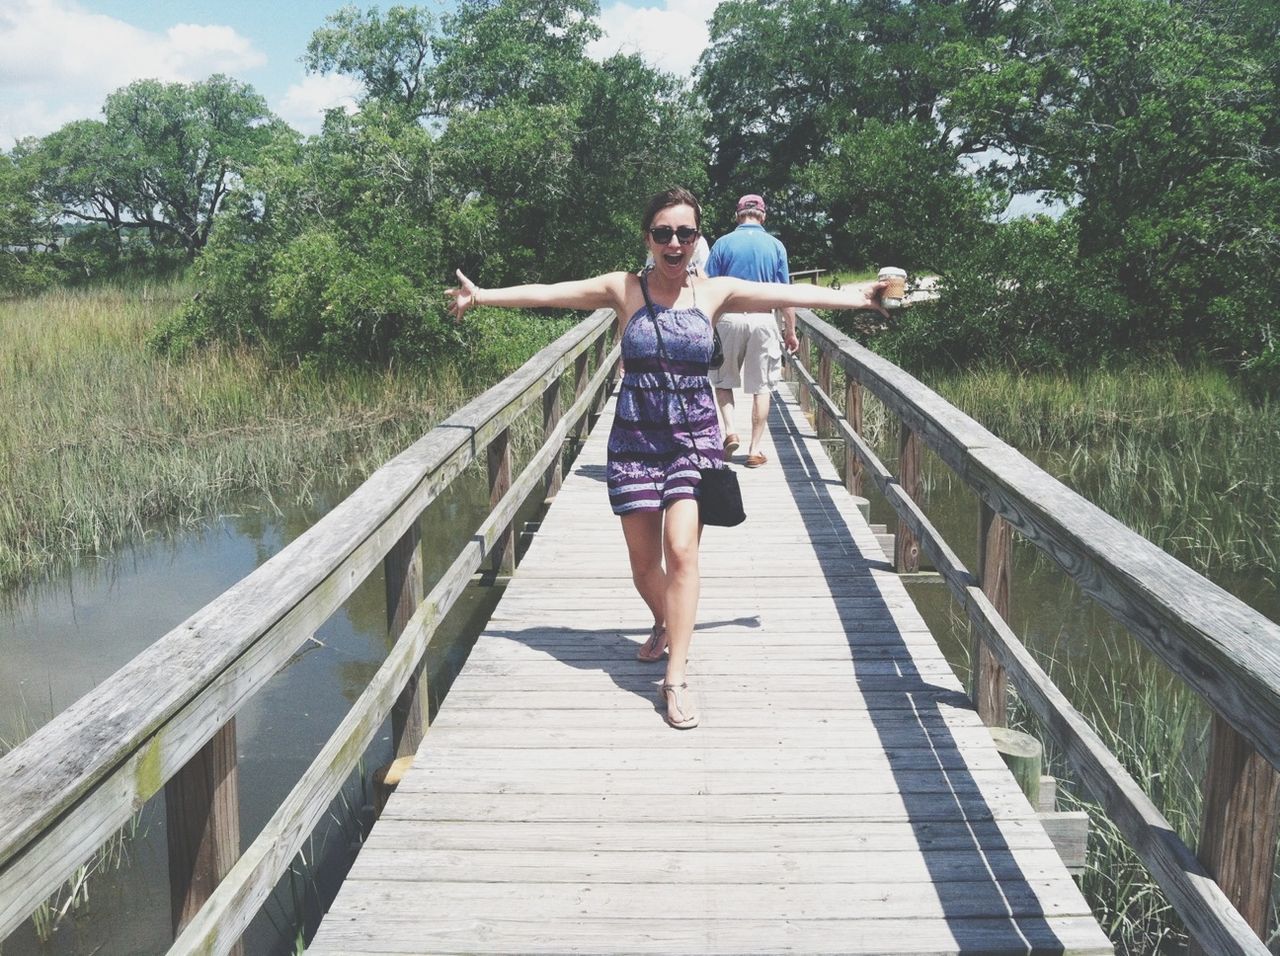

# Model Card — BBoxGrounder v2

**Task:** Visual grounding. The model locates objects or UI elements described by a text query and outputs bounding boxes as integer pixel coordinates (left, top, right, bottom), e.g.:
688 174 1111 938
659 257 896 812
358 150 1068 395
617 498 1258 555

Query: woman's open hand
446 269 479 321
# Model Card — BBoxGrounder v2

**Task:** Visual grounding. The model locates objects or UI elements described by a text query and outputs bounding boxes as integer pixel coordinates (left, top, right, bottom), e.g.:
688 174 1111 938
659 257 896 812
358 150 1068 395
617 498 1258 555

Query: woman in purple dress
449 187 887 730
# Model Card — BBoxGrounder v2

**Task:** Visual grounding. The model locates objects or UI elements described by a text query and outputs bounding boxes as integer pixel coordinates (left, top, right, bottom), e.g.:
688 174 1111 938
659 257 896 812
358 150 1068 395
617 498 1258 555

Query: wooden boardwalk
307 384 1112 955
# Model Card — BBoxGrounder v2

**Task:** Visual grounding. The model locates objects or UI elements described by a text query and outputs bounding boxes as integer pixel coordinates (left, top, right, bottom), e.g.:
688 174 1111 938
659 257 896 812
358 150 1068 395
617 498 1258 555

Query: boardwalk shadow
480 616 763 713
765 391 1068 952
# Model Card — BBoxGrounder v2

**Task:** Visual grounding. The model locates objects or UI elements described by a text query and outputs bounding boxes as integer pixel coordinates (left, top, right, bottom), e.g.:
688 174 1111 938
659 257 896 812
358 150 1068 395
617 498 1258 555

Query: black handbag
639 273 746 528
695 465 746 526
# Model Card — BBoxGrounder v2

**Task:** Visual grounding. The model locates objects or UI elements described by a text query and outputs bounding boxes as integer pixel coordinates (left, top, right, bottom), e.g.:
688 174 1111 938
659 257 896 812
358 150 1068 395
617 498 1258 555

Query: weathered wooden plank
380 768 1030 798
307 916 1113 956
371 790 1037 824
316 877 1090 921
408 746 1005 773
337 846 1078 883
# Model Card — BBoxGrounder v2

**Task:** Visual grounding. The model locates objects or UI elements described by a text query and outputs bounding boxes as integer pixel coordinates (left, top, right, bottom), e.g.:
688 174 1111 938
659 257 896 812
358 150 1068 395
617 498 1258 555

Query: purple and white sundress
607 300 724 515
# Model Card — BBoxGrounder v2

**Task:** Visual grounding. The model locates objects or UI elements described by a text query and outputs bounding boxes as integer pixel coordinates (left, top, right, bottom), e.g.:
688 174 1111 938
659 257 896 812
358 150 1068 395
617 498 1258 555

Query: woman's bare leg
661 498 703 717
621 510 666 647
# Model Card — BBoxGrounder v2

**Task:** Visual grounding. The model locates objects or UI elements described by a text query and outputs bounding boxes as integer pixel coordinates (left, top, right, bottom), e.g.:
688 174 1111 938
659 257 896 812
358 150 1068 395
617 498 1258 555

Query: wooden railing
0 311 619 955
786 309 1280 956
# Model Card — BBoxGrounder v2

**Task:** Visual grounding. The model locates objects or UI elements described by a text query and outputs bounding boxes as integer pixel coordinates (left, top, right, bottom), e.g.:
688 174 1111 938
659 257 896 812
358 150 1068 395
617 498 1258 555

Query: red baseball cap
736 194 766 213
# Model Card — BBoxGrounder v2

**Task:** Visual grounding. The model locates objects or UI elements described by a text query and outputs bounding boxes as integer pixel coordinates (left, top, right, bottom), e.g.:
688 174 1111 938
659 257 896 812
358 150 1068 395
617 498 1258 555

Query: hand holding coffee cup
877 267 907 309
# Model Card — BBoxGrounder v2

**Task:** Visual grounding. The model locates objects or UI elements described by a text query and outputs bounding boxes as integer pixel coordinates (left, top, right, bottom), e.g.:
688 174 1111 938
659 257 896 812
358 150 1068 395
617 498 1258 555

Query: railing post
386 520 426 758
488 427 515 573
572 350 590 442
542 379 563 504
798 333 812 418
165 721 243 956
588 337 607 429
894 422 921 573
782 321 795 384
1190 715 1280 953
844 378 864 497
973 501 1011 726
817 348 833 438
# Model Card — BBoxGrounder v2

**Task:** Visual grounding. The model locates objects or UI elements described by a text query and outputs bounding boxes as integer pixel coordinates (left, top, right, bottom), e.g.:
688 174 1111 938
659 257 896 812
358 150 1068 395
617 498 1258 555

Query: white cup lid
877 267 907 279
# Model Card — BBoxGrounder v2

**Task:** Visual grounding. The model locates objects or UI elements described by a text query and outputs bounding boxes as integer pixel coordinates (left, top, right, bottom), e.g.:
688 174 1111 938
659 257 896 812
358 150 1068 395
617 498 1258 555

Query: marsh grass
1006 636 1233 955
926 363 1280 580
1 690 149 945
0 284 570 592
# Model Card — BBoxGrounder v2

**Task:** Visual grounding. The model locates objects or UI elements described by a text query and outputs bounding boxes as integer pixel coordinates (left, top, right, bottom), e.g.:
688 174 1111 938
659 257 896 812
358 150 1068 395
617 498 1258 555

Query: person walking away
705 194 799 468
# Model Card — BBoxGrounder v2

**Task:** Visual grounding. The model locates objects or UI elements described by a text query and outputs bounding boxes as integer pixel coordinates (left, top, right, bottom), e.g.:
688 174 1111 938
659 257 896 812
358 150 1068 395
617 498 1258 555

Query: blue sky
0 0 721 145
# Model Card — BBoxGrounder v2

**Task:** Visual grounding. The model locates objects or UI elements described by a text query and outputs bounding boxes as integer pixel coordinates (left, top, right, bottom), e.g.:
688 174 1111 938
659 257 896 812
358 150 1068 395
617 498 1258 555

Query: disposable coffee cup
878 267 907 308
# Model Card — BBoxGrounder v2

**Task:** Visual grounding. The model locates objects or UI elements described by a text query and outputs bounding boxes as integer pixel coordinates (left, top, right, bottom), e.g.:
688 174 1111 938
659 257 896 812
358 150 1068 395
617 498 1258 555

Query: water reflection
0 466 515 956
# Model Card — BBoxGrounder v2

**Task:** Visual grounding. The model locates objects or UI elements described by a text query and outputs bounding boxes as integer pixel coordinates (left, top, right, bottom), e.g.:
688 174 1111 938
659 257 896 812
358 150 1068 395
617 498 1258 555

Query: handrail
0 308 618 950
787 307 1280 956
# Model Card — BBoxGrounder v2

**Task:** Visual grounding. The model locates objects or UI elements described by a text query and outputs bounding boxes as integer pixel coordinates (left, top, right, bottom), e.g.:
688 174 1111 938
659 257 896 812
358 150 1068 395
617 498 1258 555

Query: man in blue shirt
706 194 799 468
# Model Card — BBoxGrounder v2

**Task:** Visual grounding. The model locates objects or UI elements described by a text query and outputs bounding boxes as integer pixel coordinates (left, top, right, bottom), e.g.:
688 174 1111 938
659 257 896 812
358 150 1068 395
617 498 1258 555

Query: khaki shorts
709 312 782 394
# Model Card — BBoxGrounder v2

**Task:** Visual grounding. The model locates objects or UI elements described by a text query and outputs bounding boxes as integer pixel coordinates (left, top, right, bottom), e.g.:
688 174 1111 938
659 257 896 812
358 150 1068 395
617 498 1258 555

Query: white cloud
0 0 265 145
277 74 363 136
588 0 723 78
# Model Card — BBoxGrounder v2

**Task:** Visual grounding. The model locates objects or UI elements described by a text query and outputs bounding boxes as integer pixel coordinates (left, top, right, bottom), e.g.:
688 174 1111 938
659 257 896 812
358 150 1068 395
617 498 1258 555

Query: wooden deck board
307 385 1111 955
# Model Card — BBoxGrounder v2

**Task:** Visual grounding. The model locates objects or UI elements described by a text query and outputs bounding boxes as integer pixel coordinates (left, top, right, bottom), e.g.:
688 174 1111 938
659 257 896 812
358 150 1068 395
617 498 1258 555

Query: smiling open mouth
662 252 684 265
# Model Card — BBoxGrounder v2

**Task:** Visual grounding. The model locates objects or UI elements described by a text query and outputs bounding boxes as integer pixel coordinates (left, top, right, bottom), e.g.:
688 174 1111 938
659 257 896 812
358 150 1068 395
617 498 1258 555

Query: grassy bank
0 283 571 592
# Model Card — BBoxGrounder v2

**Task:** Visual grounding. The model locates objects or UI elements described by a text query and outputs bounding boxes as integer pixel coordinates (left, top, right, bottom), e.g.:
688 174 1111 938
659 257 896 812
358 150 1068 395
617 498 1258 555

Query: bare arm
448 269 629 321
780 307 798 351
710 277 890 317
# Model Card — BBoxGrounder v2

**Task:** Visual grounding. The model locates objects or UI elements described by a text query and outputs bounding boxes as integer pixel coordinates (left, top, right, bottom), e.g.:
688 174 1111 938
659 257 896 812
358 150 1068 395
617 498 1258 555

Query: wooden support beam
1191 714 1280 954
487 427 515 574
844 379 863 497
385 521 426 760
974 501 1012 727
817 349 833 438
894 423 920 573
165 721 243 955
542 380 563 501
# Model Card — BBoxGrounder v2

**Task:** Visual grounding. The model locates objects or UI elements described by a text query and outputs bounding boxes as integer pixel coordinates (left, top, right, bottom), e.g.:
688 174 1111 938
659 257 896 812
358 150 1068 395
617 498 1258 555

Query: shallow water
0 470 512 956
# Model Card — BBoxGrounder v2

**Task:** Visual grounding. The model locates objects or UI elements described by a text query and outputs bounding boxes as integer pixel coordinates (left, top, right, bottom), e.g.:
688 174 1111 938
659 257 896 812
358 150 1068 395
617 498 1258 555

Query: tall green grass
0 283 571 591
927 363 1280 582
1005 636 1209 955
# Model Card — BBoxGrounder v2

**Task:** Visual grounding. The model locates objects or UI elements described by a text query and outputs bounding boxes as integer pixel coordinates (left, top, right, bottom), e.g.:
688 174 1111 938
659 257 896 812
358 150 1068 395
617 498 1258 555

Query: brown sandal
659 682 699 730
636 624 667 662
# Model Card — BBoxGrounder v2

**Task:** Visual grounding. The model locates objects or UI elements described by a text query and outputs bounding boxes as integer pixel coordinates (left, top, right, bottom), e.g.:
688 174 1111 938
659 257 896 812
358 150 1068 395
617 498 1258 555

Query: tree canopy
3 0 1278 387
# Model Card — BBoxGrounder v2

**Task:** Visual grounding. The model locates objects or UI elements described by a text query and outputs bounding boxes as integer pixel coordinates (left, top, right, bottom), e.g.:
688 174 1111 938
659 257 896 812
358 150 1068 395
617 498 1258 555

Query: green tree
0 148 58 293
177 0 707 366
32 75 285 264
433 0 601 111
696 0 1024 262
303 5 441 116
944 0 1280 361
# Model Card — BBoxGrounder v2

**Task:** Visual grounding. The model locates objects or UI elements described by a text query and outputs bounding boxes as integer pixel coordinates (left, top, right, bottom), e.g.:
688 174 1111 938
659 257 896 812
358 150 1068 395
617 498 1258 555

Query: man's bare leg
747 391 771 457
715 387 739 452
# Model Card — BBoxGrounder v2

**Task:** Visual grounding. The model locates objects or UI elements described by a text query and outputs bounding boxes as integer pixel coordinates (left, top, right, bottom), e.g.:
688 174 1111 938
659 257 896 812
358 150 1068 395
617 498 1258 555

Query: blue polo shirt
705 222 790 284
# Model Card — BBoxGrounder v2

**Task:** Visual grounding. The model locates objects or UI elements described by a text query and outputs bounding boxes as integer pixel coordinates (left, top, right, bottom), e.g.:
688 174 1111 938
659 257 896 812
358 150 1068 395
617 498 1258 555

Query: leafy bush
879 215 1130 370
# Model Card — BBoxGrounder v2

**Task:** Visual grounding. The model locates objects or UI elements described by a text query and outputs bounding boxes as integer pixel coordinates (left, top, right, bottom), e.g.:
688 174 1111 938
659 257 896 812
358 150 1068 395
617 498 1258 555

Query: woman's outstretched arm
710 277 891 317
448 270 629 321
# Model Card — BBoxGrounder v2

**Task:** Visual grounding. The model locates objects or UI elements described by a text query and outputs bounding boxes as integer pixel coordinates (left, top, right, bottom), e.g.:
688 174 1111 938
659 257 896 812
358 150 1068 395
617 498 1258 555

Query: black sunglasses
648 225 700 245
